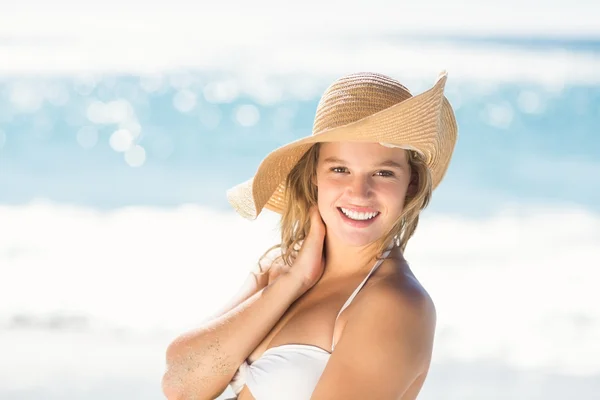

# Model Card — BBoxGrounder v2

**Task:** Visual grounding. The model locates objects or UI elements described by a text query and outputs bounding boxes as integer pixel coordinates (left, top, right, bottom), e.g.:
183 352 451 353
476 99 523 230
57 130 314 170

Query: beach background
1 0 599 399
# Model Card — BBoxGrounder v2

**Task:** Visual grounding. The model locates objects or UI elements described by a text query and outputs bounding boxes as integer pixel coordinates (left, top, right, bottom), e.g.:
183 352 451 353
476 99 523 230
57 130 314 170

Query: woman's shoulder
362 258 436 322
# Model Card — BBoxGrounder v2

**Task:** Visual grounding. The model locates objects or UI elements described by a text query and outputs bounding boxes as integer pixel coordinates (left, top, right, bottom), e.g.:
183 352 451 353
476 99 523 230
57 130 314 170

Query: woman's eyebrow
322 157 405 170
322 156 346 164
377 160 405 170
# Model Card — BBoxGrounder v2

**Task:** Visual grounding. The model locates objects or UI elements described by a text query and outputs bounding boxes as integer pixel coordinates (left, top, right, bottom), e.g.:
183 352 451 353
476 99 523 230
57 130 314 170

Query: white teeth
340 207 379 221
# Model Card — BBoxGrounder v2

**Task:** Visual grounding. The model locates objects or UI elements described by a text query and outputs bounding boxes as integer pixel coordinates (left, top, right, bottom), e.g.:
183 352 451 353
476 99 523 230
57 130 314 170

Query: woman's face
315 142 414 247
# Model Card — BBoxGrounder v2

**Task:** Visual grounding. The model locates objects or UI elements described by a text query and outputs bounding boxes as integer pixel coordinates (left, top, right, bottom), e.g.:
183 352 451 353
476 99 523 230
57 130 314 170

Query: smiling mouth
337 207 380 221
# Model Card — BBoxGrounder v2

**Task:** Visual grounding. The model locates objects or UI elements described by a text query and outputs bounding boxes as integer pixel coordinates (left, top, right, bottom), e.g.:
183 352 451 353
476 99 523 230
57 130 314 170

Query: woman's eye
331 167 347 173
376 170 394 177
330 167 394 176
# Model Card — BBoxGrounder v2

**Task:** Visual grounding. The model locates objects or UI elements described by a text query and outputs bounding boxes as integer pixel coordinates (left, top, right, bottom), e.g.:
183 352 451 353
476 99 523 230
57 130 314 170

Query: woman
162 71 458 400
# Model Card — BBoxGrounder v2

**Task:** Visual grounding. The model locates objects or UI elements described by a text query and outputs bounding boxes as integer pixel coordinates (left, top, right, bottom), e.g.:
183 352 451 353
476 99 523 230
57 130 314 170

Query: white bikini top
229 248 393 399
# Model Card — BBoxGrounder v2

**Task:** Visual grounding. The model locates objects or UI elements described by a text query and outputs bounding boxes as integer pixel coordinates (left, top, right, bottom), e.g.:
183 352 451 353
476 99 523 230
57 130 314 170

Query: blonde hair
258 142 432 271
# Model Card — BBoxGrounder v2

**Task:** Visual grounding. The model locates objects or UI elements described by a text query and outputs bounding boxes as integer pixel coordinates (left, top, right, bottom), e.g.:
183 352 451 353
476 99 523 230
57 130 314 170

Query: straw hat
227 70 458 220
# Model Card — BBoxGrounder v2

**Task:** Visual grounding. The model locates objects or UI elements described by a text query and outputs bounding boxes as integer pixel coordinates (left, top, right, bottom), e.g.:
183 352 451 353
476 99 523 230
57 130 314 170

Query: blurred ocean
1 1 600 399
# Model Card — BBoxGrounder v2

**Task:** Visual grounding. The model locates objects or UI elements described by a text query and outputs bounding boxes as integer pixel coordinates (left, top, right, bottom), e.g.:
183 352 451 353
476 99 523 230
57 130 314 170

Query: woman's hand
287 206 326 291
252 251 288 288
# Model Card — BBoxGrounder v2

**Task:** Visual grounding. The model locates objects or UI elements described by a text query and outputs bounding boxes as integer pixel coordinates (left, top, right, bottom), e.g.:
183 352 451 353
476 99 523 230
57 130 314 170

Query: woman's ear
406 169 419 197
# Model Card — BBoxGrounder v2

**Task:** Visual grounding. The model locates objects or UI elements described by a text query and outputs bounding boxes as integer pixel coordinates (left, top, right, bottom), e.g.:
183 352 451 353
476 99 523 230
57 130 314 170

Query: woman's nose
348 176 372 198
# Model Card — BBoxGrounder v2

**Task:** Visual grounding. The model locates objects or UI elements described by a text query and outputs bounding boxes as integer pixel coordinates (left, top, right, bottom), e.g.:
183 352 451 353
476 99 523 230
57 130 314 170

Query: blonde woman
162 71 458 400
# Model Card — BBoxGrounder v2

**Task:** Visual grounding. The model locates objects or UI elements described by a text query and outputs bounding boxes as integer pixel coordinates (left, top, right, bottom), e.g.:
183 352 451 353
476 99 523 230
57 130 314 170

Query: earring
393 234 400 247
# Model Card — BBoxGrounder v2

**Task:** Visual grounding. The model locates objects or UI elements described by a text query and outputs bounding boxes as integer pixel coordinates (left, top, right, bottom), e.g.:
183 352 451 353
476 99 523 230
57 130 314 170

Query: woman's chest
247 282 352 364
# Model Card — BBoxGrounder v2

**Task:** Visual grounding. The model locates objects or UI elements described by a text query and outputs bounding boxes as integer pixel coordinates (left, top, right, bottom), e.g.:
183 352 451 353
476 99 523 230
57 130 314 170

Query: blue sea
1 3 600 399
1 38 599 214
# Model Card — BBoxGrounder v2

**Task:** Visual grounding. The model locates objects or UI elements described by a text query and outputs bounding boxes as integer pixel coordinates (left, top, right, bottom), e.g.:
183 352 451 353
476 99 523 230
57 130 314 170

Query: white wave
1 1 600 85
1 200 599 378
2 38 599 89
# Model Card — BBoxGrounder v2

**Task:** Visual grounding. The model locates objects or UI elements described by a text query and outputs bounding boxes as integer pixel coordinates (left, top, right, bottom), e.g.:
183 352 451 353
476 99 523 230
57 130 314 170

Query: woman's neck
319 235 398 281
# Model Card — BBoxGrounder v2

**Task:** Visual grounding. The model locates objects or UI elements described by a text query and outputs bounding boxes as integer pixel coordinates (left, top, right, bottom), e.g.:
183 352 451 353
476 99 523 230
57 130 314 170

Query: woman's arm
203 270 269 323
310 283 436 400
161 271 306 400
204 252 287 322
162 208 326 400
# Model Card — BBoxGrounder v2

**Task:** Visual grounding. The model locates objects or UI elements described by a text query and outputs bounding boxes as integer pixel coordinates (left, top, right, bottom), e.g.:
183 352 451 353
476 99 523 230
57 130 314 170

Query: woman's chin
328 231 382 248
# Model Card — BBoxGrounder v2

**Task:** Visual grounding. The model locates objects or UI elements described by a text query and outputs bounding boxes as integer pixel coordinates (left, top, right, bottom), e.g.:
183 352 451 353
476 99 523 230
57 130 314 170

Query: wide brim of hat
227 72 458 220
